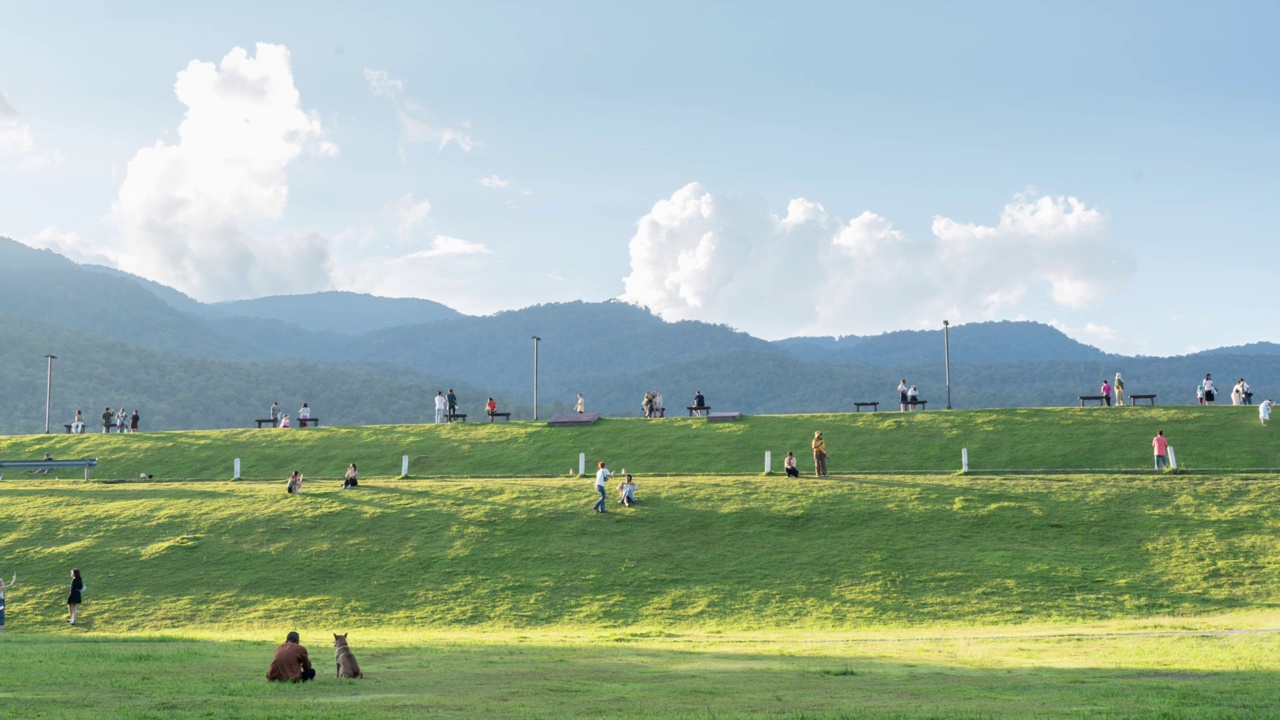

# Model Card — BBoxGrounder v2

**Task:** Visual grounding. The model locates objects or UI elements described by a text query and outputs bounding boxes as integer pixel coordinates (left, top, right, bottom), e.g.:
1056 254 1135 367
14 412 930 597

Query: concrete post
234 458 241 480
764 450 772 473
1168 447 1177 470
962 448 969 473
579 453 586 476
402 455 409 477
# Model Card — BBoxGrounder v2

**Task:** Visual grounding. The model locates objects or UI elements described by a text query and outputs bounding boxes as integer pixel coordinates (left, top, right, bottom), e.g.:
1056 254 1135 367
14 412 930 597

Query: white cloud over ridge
108 43 338 301
620 184 1131 339
364 69 474 153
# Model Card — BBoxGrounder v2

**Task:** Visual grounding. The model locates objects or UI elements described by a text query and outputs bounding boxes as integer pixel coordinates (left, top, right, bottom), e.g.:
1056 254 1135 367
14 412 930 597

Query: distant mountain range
1 236 1276 434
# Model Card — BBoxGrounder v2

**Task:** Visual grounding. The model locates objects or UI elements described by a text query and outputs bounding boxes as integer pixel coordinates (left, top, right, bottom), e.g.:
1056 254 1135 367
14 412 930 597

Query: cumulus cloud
23 226 115 267
620 183 1131 339
107 43 338 301
479 175 509 189
364 68 474 153
0 91 59 168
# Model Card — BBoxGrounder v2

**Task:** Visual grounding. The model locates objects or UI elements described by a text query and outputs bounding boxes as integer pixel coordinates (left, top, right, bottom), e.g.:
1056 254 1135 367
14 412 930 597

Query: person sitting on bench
692 390 707 417
71 410 85 434
486 397 498 419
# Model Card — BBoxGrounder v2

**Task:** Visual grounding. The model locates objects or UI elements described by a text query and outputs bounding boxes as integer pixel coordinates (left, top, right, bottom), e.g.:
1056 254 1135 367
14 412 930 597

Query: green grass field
2 408 1279 717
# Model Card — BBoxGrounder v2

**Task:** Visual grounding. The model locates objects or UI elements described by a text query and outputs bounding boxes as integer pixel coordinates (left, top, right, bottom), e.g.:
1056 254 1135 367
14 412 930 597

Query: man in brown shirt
267 631 316 682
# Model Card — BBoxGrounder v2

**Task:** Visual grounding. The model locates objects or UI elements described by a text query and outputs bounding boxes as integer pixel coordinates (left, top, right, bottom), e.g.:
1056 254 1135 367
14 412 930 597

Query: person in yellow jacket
812 431 828 477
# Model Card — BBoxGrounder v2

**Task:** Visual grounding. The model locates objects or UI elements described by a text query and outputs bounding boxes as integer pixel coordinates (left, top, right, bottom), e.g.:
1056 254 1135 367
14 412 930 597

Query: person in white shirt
299 403 311 419
1232 381 1245 405
898 379 909 411
593 462 612 513
617 473 637 507
784 452 799 478
0 572 14 634
1202 374 1216 404
1241 378 1253 405
434 392 447 423
907 385 920 410
574 394 585 414
1261 399 1273 426
279 413 291 429
652 391 664 418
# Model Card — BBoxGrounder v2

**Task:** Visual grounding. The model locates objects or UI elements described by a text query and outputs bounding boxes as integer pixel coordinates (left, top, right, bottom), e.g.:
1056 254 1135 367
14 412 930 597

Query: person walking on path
784 451 800 478
1101 380 1112 406
1113 373 1125 405
1203 374 1217 404
812 432 828 477
67 568 84 625
267 631 316 682
446 389 458 421
1261 399 1273 426
898 379 910 411
434 391 447 424
1153 430 1170 471
0 573 15 634
593 462 612 513
575 394 585 414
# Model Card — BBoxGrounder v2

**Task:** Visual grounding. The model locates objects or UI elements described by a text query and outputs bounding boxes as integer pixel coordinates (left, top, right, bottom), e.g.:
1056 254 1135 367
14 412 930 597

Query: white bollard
962 448 969 473
764 450 772 473
1168 446 1177 470
234 458 241 480
579 453 586 476
402 455 409 477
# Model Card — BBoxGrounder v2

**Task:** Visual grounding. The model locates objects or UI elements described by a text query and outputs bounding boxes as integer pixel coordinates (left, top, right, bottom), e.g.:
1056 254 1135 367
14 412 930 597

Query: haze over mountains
1 237 1276 434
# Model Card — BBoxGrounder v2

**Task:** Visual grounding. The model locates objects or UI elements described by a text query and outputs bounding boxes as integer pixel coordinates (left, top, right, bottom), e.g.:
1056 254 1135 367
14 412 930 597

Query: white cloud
0 91 59 168
107 43 338 301
479 175 509 189
620 183 1131 340
364 68 474 153
385 193 432 242
23 226 114 267
405 234 493 260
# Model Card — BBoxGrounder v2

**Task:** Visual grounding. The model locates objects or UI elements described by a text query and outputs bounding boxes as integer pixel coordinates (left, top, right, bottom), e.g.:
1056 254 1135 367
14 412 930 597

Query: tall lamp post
532 336 541 421
942 321 952 410
43 354 57 433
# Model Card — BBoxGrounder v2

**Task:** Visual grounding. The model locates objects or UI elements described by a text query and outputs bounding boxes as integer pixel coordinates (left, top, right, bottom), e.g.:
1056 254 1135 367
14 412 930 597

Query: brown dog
333 633 364 679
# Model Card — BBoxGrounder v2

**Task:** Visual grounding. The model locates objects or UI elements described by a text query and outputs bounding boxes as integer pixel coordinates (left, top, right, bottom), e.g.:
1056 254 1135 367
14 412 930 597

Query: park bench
0 458 99 481
257 417 321 428
908 399 928 411
63 424 90 434
448 413 468 422
687 405 710 417
487 412 511 422
854 402 879 412
1078 395 1108 406
1129 394 1157 406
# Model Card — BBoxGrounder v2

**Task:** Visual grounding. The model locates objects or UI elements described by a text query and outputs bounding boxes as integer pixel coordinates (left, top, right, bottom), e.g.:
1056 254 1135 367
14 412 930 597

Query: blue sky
2 1 1277 355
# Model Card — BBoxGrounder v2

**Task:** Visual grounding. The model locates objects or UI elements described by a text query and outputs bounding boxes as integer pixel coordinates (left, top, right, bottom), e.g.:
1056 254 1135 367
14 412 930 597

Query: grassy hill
0 406 1276 481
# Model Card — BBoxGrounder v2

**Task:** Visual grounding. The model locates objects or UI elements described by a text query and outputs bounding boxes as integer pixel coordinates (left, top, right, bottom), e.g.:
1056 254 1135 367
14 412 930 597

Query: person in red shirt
1152 430 1170 471
486 397 498 421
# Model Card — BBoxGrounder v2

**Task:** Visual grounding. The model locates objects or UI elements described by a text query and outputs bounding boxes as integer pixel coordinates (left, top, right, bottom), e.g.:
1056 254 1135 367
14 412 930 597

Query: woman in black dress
67 568 84 625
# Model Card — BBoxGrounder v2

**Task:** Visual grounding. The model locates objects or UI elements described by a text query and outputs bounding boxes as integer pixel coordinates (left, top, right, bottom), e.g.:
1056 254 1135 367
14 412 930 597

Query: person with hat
812 432 828 477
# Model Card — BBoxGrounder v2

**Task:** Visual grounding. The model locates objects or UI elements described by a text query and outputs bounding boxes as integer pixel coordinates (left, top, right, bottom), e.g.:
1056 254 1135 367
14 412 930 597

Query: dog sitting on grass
333 633 364 679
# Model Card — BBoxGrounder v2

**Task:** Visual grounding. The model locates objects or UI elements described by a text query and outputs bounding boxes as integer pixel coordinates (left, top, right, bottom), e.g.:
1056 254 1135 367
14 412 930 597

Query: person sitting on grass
267 631 316 682
343 463 359 489
784 451 800 478
29 452 52 476
279 413 290 429
617 472 637 507
286 471 303 495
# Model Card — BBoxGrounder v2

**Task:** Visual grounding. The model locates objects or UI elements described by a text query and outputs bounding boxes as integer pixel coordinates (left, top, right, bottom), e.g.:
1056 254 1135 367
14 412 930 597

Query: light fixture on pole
44 354 57 433
532 336 541 421
942 321 952 410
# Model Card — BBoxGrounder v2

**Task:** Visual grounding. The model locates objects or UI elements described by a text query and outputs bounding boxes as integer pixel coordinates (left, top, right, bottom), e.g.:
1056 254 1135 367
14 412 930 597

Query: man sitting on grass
267 631 315 682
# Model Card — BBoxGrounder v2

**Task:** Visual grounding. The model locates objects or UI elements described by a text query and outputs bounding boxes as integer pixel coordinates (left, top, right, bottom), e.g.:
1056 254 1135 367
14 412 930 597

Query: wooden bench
0 458 99 481
854 402 879 412
908 399 928 411
1129 394 1157 406
1078 395 1108 406
448 413 468 422
687 405 710 417
257 417 321 428
63 424 89 434
487 412 511 422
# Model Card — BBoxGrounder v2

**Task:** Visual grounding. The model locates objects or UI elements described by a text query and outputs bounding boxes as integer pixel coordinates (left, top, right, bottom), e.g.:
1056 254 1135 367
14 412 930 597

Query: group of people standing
0 568 86 632
1100 374 1125 406
433 390 460 423
896 380 922 411
68 407 140 433
642 390 666 418
269 401 313 428
1195 373 1259 406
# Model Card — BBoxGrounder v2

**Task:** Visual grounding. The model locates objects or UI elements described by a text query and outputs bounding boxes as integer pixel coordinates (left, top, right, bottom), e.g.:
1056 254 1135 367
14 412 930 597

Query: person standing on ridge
434 391 446 424
101 408 112 434
898 379 910 411
446 389 458 421
1114 373 1125 405
812 432 828 477
1101 380 1112 406
1153 430 1170 471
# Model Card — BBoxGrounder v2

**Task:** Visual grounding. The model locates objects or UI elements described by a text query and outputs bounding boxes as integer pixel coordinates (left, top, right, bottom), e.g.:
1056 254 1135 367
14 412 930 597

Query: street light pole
44 354 57 433
943 321 952 410
532 336 541 421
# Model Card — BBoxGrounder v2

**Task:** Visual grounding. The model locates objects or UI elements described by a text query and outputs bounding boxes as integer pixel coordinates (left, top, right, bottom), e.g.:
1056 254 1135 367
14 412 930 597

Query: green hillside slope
0 406 1276 480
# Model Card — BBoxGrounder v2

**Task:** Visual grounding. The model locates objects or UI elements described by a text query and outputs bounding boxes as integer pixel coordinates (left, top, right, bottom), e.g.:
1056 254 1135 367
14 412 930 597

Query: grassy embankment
1 407 1279 718
0 405 1275 480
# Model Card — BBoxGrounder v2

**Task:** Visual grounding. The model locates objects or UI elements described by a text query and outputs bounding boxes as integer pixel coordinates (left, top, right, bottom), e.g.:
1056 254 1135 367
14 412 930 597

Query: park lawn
3 628 1280 719
0 406 1277 481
